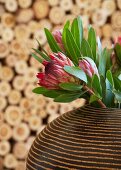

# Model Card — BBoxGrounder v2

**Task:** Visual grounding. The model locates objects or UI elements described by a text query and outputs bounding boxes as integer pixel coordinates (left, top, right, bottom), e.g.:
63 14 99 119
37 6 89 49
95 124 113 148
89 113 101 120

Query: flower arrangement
32 16 121 108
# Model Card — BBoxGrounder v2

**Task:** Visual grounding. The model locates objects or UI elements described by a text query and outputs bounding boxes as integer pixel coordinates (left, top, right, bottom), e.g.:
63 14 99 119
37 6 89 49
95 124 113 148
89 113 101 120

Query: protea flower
37 52 77 89
53 30 64 50
79 57 99 77
115 36 121 45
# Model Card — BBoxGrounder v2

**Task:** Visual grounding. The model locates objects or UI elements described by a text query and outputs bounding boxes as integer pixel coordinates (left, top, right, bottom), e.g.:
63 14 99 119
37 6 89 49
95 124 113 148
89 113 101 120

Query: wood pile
0 0 120 169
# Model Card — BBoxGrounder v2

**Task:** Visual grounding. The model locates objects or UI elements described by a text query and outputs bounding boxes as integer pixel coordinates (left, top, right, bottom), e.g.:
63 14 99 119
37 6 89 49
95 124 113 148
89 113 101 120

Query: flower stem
83 85 106 108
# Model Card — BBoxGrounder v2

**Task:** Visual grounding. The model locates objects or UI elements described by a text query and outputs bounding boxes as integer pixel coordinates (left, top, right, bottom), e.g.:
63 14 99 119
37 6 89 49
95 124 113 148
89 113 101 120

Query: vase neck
74 104 121 118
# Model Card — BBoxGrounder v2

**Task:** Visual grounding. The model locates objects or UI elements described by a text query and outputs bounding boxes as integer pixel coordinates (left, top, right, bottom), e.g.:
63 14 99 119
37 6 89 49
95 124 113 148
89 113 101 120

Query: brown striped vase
26 105 121 170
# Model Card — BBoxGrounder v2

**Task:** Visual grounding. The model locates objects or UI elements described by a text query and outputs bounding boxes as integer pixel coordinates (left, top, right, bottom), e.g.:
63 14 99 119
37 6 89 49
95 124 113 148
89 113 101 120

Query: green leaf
62 21 70 57
81 38 93 58
100 75 106 103
88 27 96 61
118 74 121 80
44 28 62 52
98 48 107 77
32 48 50 61
71 16 83 49
113 90 121 102
105 79 114 107
36 39 49 56
32 87 48 94
103 71 115 107
89 94 100 103
97 36 102 56
106 49 113 70
91 74 102 96
114 43 121 63
59 83 82 91
63 20 70 30
43 90 66 98
64 66 87 83
64 29 81 64
31 53 43 63
113 76 121 91
33 87 67 99
106 70 114 88
62 20 70 44
54 91 85 103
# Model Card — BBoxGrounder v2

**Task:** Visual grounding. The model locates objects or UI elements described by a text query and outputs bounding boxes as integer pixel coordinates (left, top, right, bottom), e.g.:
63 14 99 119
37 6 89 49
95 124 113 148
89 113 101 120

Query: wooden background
0 0 121 169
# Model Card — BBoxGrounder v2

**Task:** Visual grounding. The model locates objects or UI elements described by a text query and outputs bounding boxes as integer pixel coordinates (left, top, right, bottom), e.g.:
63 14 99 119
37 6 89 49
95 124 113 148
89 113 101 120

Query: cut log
18 0 32 8
28 115 42 131
4 154 18 169
0 123 12 140
46 102 59 115
8 90 22 105
5 106 23 126
20 98 31 112
0 40 9 58
60 0 73 11
0 141 11 156
71 5 81 16
39 19 52 30
15 60 28 74
102 24 112 38
1 13 16 28
24 67 38 83
102 0 116 16
13 123 30 141
49 6 65 24
5 54 17 67
2 27 14 42
13 142 27 159
48 0 59 6
111 11 121 29
5 0 18 12
13 76 26 91
24 84 35 99
0 66 14 82
33 0 49 19
0 81 11 97
117 0 121 9
16 8 34 23
0 96 7 111
34 29 47 45
92 9 108 26
0 112 4 124
15 25 30 41
15 161 26 170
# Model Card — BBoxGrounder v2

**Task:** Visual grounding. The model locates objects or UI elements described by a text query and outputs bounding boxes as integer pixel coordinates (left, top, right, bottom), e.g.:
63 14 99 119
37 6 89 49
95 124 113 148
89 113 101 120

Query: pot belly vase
26 105 121 170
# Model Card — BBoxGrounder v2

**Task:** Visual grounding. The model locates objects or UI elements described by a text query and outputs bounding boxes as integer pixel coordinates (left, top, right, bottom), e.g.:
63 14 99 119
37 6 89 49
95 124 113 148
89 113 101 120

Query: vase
26 105 121 170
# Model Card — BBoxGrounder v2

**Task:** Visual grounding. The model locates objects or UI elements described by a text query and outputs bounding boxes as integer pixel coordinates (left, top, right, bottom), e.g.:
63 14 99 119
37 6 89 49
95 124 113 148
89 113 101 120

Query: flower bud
53 30 64 50
115 36 121 45
79 58 99 77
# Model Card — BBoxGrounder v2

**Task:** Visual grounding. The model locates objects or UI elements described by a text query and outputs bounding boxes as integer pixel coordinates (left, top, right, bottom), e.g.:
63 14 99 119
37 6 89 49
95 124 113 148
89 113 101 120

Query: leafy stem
83 85 106 108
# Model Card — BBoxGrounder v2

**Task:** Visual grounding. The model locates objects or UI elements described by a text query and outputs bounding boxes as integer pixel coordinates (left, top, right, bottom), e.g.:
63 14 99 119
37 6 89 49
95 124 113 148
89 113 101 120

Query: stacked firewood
0 0 121 169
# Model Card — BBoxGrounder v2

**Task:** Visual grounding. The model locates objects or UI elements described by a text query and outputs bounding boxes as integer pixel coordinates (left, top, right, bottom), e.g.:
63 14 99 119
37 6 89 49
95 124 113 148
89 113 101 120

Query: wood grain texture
27 105 121 170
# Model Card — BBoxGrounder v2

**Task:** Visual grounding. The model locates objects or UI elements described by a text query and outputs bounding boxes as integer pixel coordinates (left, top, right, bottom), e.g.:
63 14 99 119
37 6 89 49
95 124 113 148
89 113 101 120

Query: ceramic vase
26 105 121 170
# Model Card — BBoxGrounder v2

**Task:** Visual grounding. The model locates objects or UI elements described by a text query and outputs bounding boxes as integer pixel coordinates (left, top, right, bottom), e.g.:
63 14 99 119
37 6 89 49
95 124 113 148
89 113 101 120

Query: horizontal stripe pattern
26 105 121 170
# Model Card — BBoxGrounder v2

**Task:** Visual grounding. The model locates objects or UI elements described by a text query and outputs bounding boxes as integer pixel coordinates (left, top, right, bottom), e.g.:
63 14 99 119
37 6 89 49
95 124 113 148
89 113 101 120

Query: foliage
32 16 121 108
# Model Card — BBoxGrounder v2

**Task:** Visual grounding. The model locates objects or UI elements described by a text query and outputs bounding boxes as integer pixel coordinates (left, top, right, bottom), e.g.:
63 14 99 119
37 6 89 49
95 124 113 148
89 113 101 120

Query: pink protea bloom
115 36 121 45
53 30 64 50
53 30 62 44
37 52 76 89
79 58 99 78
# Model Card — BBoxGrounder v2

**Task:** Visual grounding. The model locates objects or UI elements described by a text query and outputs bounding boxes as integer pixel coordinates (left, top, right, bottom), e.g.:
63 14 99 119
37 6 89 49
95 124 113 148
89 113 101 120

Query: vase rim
83 104 121 111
